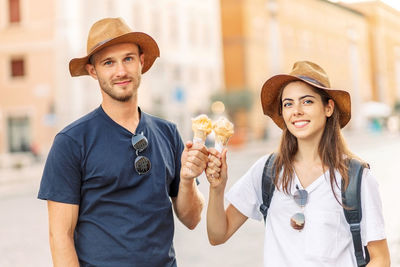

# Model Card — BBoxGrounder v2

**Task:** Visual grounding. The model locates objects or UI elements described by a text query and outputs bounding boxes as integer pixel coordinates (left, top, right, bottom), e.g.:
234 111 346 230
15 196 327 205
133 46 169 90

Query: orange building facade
0 0 57 165
221 0 400 139
347 1 400 104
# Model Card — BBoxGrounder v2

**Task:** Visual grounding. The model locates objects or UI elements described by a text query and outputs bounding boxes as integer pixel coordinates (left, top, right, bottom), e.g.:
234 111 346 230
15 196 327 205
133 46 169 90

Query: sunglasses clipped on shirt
290 185 308 231
131 132 151 175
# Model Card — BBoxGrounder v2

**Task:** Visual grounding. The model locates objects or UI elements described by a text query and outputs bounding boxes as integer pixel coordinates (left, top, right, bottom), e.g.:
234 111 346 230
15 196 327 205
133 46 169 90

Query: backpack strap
342 158 370 267
259 153 277 223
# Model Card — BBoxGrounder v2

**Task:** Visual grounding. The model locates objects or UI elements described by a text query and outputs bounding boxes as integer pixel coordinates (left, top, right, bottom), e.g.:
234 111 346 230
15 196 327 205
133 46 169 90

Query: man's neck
101 98 140 134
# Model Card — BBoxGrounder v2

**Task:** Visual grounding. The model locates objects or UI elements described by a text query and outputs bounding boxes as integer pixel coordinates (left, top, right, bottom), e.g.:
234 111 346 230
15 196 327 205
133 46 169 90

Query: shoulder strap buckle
259 203 268 215
349 223 361 233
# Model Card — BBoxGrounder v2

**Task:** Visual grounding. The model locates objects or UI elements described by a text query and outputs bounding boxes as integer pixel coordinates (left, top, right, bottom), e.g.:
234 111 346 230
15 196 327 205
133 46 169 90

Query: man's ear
85 64 98 80
140 54 145 68
325 99 335 117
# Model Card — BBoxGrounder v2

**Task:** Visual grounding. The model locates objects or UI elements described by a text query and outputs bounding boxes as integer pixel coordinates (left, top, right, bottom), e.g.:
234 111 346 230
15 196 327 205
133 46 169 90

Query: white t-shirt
226 154 386 267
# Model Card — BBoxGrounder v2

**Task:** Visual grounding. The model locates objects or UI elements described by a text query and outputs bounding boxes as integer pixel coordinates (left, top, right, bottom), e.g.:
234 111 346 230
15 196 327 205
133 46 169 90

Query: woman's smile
292 120 310 128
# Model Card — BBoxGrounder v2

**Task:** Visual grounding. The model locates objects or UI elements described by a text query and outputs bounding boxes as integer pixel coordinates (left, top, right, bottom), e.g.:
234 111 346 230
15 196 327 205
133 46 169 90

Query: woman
205 61 390 266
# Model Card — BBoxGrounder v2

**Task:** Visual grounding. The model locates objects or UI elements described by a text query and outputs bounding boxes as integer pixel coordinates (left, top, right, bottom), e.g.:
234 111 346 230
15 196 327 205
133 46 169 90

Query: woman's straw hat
261 61 351 129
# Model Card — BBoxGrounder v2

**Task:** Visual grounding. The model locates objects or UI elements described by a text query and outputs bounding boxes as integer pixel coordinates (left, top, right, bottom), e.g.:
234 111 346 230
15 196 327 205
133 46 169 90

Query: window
173 65 181 81
11 58 25 77
7 116 31 153
9 0 21 23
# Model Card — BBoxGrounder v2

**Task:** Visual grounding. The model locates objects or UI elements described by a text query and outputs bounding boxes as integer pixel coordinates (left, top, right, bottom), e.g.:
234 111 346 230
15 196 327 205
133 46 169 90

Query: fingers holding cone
206 148 228 188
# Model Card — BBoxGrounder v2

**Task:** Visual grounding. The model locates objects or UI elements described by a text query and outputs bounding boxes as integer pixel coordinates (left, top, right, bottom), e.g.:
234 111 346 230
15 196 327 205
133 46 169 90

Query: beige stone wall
348 1 400 105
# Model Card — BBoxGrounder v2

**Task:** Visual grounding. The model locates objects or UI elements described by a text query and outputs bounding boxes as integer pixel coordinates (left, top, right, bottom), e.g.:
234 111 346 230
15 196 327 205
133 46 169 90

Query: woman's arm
366 239 390 267
205 149 248 245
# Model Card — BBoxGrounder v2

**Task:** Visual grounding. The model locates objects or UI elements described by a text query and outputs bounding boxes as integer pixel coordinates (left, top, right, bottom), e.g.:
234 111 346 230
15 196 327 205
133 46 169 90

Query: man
38 17 206 267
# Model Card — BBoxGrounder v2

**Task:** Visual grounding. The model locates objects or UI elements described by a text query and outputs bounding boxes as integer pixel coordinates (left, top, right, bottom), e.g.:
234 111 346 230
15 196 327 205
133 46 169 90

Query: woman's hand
205 148 228 191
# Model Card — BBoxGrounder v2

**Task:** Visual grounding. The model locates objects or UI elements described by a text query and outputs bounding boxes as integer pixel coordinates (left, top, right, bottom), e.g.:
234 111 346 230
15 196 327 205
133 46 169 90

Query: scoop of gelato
213 117 234 151
191 114 212 144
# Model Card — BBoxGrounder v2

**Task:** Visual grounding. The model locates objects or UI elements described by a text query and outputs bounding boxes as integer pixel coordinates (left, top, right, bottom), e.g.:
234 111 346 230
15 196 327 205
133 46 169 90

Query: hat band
297 75 326 88
89 38 113 54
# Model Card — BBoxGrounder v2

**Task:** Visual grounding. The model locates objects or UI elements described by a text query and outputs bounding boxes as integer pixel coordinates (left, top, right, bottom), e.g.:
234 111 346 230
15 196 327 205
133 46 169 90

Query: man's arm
172 142 207 230
172 179 204 230
47 200 79 267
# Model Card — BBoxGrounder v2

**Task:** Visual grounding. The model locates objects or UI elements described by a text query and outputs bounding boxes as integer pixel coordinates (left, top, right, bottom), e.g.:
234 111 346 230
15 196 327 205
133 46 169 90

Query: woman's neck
293 139 327 188
295 138 321 164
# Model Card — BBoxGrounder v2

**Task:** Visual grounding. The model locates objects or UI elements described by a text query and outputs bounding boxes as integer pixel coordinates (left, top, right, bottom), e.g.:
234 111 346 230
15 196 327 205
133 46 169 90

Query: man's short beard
107 92 133 102
100 85 134 102
99 75 141 102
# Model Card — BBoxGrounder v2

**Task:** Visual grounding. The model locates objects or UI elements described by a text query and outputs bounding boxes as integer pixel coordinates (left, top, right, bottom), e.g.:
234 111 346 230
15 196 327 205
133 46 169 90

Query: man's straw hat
261 61 351 129
69 17 160 77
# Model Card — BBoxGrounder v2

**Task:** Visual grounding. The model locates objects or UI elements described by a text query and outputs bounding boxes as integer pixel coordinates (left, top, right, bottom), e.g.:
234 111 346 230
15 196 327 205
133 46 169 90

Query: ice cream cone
215 135 230 146
213 117 234 152
191 114 212 144
193 130 208 144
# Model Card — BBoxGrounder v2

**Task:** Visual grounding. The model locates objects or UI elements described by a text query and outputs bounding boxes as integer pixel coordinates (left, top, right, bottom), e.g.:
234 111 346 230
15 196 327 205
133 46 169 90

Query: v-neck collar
293 169 330 193
98 105 147 135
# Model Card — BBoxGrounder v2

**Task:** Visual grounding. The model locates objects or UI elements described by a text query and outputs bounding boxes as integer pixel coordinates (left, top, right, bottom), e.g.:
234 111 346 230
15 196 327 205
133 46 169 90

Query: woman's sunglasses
131 132 151 175
290 185 308 231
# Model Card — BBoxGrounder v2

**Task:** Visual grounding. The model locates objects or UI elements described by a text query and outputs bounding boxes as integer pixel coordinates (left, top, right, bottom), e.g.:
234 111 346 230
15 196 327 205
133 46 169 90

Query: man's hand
180 141 209 180
173 141 207 229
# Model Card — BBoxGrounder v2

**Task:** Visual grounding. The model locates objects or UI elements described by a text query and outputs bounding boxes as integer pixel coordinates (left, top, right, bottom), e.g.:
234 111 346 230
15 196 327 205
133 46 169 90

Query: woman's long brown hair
274 83 355 199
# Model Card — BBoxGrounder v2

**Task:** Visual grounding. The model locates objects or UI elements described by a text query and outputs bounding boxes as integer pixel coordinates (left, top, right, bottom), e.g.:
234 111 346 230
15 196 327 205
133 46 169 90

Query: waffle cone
215 135 230 146
193 130 207 141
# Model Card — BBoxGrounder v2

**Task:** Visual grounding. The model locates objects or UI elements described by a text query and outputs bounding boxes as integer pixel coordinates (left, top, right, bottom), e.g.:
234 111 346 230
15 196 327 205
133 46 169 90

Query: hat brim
69 32 160 77
261 74 351 129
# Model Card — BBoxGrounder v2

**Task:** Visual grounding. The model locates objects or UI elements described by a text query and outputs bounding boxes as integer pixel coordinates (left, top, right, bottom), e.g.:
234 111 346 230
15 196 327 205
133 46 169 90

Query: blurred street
0 131 399 267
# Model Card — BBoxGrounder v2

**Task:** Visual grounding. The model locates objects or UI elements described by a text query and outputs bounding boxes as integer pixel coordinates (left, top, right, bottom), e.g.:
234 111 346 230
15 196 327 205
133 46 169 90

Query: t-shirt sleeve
225 155 269 221
37 133 82 204
360 168 386 246
169 125 184 197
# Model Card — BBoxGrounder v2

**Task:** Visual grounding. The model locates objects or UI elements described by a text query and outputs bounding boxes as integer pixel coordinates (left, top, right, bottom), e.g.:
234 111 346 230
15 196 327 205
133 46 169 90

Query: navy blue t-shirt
38 106 184 267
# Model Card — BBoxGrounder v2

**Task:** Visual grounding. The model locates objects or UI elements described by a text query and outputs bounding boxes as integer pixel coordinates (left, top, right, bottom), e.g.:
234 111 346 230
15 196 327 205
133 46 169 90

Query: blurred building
0 0 223 164
220 0 400 140
55 0 223 141
345 1 400 104
0 0 57 166
2 0 400 165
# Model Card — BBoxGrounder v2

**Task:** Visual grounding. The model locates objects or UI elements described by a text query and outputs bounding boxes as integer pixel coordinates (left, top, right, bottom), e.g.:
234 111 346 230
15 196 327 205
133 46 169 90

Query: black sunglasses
290 185 308 231
131 132 151 175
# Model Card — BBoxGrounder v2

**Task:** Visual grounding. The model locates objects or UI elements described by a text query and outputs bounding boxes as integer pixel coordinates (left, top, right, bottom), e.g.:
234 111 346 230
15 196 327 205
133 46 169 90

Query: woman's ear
325 99 335 117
